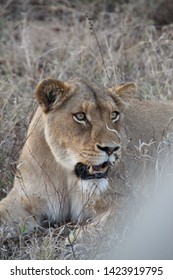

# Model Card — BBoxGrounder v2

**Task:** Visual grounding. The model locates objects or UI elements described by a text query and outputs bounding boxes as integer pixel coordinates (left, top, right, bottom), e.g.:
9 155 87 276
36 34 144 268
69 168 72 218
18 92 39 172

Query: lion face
36 78 136 182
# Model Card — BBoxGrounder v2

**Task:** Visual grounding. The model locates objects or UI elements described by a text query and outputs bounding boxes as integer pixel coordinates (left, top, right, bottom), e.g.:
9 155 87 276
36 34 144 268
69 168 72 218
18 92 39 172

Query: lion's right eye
73 112 87 123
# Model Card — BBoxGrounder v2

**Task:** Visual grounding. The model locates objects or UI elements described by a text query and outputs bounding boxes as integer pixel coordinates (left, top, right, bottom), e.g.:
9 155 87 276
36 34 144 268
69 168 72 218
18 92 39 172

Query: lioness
0 78 173 239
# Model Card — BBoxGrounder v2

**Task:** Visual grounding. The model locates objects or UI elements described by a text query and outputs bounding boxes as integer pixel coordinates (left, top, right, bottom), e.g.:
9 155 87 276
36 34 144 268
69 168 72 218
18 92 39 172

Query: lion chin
79 178 109 196
74 161 110 195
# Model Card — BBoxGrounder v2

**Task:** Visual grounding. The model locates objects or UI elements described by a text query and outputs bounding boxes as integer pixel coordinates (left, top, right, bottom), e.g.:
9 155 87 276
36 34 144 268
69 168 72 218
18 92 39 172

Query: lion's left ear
35 79 75 113
107 82 137 109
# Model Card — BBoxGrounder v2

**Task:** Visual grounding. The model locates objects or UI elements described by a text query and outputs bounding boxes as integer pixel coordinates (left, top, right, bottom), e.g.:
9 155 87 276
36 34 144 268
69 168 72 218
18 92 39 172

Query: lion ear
35 79 73 113
107 82 137 110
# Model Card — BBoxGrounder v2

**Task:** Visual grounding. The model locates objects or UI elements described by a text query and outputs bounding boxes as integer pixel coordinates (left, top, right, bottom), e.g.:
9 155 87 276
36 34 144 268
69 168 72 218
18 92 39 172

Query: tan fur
0 78 173 238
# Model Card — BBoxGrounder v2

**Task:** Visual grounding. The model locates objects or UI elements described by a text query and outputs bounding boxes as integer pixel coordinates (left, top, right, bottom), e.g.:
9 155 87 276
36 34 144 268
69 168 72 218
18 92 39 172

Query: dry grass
1 0 173 259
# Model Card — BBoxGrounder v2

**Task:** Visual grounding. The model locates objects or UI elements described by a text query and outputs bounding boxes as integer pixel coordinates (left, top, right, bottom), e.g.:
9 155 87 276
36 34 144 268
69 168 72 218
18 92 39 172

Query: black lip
75 162 109 180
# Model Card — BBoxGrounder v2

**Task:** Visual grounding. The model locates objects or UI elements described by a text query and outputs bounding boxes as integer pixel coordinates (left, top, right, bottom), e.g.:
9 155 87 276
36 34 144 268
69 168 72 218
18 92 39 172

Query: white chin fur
79 178 109 196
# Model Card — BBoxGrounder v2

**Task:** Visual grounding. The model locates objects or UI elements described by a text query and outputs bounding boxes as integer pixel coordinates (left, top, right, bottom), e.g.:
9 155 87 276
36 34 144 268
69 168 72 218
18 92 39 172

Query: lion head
36 78 136 188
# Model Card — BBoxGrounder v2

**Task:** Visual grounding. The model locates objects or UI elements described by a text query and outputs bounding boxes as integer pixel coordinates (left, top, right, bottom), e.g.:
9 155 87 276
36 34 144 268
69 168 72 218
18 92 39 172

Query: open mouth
75 161 109 180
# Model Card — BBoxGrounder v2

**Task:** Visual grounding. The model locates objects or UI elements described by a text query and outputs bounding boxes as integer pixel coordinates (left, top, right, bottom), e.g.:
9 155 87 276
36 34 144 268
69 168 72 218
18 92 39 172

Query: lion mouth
75 161 109 180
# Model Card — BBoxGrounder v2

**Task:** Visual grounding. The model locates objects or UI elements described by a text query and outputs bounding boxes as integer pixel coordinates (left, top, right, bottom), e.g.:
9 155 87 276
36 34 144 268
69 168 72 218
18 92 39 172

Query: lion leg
64 210 112 259
0 188 42 241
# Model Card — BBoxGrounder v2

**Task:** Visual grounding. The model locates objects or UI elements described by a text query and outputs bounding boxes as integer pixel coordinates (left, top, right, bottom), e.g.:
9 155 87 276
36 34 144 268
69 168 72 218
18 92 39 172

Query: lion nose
96 144 120 155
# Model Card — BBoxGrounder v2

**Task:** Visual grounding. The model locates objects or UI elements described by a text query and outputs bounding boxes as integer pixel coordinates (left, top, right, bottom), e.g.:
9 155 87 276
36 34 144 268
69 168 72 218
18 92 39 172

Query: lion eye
73 112 87 123
111 111 120 123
